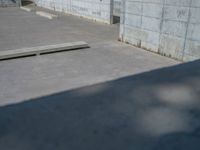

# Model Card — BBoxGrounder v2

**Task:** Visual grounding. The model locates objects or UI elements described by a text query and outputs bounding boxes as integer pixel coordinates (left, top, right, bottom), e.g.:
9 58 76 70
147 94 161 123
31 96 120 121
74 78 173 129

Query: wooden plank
0 41 89 60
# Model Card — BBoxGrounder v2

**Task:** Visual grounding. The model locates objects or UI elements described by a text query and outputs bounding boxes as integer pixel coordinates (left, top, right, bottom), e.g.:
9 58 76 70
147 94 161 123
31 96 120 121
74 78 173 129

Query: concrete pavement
1 7 199 150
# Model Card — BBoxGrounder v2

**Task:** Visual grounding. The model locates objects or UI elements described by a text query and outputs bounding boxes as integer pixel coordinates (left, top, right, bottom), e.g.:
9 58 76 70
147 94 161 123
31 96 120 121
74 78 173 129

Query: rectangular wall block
113 0 121 16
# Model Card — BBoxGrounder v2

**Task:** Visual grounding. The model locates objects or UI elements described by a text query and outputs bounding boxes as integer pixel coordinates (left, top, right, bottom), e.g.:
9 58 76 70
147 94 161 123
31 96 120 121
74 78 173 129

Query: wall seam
158 0 166 53
139 0 143 47
182 0 192 61
121 0 126 41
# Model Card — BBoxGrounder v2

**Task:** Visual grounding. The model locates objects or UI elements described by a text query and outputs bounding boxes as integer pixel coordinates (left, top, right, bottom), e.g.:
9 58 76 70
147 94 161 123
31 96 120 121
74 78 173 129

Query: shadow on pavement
0 60 200 150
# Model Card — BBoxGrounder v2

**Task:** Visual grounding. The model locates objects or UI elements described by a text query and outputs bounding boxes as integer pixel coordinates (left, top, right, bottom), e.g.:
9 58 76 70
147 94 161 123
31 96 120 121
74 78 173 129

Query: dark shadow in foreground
0 60 200 150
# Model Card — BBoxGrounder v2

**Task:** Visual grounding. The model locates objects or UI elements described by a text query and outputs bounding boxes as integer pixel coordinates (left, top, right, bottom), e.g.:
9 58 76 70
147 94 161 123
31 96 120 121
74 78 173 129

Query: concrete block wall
113 0 121 16
35 0 112 24
0 0 21 7
120 0 200 61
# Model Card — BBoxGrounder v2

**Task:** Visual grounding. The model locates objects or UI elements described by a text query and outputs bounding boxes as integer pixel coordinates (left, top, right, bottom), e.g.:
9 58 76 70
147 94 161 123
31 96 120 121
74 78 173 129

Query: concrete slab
36 11 58 19
0 41 89 60
20 7 32 12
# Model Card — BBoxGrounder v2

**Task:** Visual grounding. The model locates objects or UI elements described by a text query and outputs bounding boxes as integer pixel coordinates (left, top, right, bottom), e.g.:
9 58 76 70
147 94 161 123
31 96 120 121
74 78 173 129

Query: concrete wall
113 0 121 17
0 0 21 7
120 0 200 61
35 0 112 24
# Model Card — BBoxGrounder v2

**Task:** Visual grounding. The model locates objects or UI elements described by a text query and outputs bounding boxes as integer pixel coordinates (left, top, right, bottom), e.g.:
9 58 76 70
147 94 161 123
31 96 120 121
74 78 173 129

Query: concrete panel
183 40 200 61
0 41 89 60
184 40 200 57
125 1 142 15
143 0 164 3
141 30 160 48
187 23 200 42
164 6 189 22
142 16 161 32
142 3 163 18
141 41 159 52
165 0 191 7
113 0 121 16
125 14 141 28
124 26 148 41
35 0 112 24
120 0 200 61
162 20 187 38
159 34 184 59
190 7 200 24
0 0 20 7
191 0 200 7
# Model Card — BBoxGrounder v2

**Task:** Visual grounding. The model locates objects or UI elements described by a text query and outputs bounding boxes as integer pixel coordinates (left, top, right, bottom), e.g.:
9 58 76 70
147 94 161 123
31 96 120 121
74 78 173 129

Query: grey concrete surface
0 7 118 51
0 7 178 105
1 7 199 150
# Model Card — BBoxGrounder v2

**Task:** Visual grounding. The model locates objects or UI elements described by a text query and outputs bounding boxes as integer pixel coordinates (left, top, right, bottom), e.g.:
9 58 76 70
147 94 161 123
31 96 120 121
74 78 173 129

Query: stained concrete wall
120 0 200 61
35 0 112 24
0 0 21 7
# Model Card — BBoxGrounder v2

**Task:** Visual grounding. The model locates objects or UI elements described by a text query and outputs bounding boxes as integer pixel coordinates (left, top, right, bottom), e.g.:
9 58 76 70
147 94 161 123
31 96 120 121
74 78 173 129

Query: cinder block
164 6 189 22
187 23 200 42
141 41 159 52
190 7 200 24
165 0 191 7
142 16 161 32
183 54 199 62
162 20 187 38
124 25 148 42
125 1 142 15
124 37 141 47
184 40 200 57
159 34 184 59
143 0 164 4
113 0 121 16
125 14 141 28
142 30 160 47
191 0 200 7
142 3 163 18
